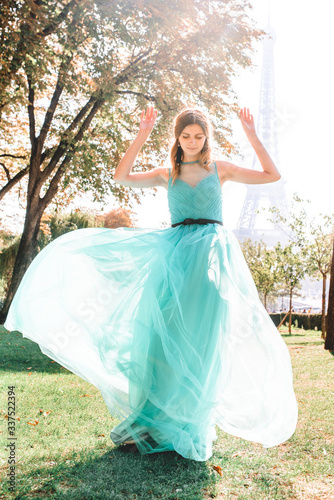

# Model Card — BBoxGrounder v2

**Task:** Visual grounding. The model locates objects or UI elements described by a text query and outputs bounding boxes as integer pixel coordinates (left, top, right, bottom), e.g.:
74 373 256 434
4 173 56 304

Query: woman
5 106 298 462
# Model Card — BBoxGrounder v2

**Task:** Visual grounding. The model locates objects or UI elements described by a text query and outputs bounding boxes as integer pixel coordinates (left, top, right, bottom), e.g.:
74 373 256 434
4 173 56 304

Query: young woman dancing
5 106 298 461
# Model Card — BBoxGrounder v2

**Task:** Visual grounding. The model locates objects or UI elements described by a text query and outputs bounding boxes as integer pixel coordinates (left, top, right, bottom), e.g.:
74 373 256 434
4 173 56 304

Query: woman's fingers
240 107 253 121
142 105 158 121
139 106 158 131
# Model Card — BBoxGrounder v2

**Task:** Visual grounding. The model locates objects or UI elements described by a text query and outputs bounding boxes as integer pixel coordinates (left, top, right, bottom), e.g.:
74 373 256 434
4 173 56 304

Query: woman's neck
182 153 200 163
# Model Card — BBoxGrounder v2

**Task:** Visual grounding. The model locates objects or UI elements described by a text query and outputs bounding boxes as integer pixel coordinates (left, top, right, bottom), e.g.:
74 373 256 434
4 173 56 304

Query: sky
132 0 334 230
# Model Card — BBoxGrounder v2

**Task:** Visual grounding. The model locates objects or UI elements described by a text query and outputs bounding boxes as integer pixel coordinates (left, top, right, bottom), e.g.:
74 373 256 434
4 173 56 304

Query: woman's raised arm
113 106 167 188
217 108 281 185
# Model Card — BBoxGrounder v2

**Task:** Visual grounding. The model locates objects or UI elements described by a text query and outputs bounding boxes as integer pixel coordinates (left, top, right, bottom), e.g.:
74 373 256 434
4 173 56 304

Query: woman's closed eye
182 135 204 139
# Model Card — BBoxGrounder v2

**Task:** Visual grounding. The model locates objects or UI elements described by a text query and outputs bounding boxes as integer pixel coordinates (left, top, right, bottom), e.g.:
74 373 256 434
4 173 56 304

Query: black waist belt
171 218 223 227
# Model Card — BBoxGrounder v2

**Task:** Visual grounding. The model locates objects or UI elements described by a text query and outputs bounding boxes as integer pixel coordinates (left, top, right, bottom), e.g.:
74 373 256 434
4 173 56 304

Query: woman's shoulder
153 166 170 188
214 159 237 181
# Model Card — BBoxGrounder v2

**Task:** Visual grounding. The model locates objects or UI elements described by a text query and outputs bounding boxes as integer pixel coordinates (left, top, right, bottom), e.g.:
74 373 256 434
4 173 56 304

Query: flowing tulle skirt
5 224 298 461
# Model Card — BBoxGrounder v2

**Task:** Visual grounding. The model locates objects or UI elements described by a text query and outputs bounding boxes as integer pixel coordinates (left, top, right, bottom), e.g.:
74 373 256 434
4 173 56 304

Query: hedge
269 313 323 331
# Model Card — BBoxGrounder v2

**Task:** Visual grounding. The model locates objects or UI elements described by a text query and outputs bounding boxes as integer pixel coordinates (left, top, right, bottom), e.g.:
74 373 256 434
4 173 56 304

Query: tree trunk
264 293 267 310
325 239 334 351
321 273 327 339
289 288 293 335
0 200 43 323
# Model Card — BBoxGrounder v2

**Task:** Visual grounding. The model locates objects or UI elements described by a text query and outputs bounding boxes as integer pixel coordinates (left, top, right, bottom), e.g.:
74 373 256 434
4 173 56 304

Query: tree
0 230 20 305
0 0 262 322
270 195 334 338
275 242 307 335
0 0 80 198
325 237 334 351
241 238 280 309
104 208 136 228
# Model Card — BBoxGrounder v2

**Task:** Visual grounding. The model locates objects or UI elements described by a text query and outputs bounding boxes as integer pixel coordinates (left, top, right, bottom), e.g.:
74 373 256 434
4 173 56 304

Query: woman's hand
113 104 165 188
239 107 256 138
139 105 158 135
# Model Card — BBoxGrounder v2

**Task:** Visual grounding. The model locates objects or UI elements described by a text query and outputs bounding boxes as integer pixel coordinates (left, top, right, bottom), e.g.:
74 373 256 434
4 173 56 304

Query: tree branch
37 52 73 156
38 48 157 198
41 98 105 208
0 162 10 181
0 166 29 201
0 153 27 160
113 48 155 86
40 96 97 182
27 74 37 152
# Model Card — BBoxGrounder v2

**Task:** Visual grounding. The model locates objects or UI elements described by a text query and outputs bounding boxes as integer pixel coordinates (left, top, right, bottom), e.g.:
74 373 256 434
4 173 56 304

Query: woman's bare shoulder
215 159 237 182
154 166 170 188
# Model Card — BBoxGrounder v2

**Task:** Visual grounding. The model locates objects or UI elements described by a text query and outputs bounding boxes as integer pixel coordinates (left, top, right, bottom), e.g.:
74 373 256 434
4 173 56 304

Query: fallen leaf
27 420 39 426
27 367 32 370
20 346 26 348
80 394 93 397
212 465 223 476
39 409 52 416
98 434 105 437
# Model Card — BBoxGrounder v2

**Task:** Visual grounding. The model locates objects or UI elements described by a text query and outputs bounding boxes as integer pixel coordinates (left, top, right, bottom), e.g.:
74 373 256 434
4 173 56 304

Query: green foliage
274 241 307 295
38 209 104 250
270 195 333 335
241 238 281 306
241 238 307 308
270 194 333 281
270 313 322 331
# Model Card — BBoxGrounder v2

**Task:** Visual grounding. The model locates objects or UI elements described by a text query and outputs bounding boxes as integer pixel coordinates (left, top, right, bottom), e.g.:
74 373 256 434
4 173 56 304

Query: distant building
234 19 290 247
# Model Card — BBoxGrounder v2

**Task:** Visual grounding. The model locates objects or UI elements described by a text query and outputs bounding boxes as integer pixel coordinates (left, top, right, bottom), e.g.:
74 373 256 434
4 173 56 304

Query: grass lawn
0 325 333 500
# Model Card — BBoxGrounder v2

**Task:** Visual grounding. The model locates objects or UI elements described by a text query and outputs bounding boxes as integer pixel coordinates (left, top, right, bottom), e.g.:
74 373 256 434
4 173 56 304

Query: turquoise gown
4 161 298 461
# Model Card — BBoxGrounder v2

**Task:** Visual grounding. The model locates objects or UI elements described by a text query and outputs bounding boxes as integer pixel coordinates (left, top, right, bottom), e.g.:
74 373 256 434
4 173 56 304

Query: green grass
1 325 333 500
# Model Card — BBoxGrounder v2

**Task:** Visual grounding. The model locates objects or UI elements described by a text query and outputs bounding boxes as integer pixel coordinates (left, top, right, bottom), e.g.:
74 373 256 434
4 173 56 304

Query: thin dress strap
213 161 218 177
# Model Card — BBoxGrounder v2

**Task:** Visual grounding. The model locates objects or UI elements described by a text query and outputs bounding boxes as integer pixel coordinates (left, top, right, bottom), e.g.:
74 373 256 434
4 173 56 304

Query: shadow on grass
287 340 324 347
4 445 218 500
0 326 64 374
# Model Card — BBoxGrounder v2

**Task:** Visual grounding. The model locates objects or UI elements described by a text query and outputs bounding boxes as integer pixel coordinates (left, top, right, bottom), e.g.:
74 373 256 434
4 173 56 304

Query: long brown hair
170 109 213 184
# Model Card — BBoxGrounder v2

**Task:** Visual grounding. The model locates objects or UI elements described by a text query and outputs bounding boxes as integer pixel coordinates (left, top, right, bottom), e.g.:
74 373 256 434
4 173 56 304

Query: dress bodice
167 161 223 225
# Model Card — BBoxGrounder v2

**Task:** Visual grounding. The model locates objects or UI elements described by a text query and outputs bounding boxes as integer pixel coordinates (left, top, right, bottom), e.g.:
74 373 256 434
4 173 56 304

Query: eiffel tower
233 17 290 247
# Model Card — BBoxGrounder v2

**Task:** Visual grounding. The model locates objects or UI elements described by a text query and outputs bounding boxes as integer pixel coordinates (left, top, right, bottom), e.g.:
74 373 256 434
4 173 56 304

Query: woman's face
178 124 206 159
